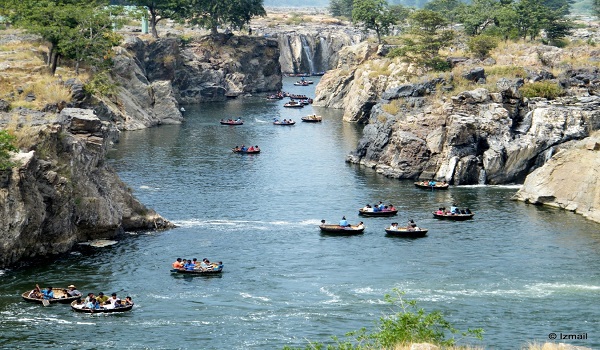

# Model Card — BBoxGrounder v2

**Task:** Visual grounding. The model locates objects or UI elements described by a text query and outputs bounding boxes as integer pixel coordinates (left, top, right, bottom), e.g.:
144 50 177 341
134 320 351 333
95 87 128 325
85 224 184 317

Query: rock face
0 108 173 268
88 34 282 130
513 132 600 223
259 28 365 74
313 42 418 123
348 80 600 184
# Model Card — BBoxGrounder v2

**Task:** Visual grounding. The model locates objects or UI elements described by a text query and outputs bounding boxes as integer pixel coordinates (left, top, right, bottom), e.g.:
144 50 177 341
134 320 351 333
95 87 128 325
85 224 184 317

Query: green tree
125 0 183 38
0 130 18 170
352 0 396 44
329 0 354 17
594 0 600 18
467 34 498 58
388 9 454 71
424 0 462 26
456 0 501 36
6 0 118 75
186 0 266 35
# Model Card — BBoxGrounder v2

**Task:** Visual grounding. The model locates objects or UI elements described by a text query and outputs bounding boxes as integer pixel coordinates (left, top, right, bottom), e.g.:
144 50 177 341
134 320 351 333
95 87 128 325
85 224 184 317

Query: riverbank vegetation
283 289 484 349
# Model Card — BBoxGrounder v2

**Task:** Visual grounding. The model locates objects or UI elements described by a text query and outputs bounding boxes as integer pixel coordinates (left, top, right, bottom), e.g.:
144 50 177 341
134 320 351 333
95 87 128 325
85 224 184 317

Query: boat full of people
432 206 474 220
385 221 428 238
71 292 134 313
171 258 224 275
414 180 449 190
319 218 365 235
232 145 260 154
301 115 322 123
358 202 398 217
22 284 83 305
273 118 296 125
220 118 244 125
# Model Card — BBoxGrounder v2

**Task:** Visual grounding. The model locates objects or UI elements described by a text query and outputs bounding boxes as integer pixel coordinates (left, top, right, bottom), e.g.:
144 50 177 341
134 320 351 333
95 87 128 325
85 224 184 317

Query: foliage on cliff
283 289 483 349
0 130 18 170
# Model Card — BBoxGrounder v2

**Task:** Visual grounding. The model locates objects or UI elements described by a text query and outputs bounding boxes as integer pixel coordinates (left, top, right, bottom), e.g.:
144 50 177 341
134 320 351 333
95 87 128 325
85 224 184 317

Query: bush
467 35 499 59
0 130 18 170
520 81 564 100
282 289 484 349
83 71 118 99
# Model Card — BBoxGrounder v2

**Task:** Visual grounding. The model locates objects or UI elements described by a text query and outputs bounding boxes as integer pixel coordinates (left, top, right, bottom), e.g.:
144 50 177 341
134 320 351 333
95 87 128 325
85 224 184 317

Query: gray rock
462 67 485 82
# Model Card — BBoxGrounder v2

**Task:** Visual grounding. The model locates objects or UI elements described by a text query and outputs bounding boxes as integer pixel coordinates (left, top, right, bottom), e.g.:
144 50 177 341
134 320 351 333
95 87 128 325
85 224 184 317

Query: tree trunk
50 52 59 76
151 16 159 38
47 45 54 66
211 25 218 35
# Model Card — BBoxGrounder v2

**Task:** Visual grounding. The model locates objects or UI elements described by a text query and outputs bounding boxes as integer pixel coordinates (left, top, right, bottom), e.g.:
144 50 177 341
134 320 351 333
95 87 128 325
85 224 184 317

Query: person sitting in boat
408 220 417 230
172 258 184 269
388 204 396 211
215 261 224 270
106 293 121 308
124 296 134 306
28 284 42 299
72 299 85 309
339 216 349 227
390 222 399 230
363 204 373 212
355 221 365 229
66 285 81 297
248 146 255 152
378 201 385 210
200 258 212 270
96 292 109 304
465 208 472 214
240 145 247 152
86 297 100 309
184 259 196 271
254 145 260 151
428 180 437 186
41 286 54 300
450 203 459 214
436 208 444 215
233 146 241 152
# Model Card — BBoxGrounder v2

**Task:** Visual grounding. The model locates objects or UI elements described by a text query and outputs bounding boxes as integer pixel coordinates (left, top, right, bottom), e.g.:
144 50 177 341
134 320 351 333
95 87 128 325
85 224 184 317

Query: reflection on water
1 77 599 349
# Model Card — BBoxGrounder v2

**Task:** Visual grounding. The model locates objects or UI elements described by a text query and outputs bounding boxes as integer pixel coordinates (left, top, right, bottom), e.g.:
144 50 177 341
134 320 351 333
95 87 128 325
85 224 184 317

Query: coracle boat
385 226 428 238
232 148 260 154
283 102 303 108
71 300 133 313
273 120 296 125
432 212 474 221
22 288 81 304
414 181 449 190
220 119 244 125
301 115 322 123
358 208 398 217
170 264 224 276
319 220 365 235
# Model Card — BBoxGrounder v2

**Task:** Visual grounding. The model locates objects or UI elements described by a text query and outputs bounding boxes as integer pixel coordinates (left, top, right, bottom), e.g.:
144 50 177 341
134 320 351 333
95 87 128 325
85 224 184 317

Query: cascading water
478 169 487 184
300 35 316 74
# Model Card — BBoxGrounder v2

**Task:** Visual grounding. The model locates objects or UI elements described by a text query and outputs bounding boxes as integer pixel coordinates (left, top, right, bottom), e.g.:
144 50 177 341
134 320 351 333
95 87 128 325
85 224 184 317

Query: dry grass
0 38 79 110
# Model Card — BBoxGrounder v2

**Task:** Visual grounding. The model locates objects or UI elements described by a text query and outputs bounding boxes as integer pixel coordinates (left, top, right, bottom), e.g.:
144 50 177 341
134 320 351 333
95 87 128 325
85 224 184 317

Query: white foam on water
76 322 96 325
254 118 268 123
319 287 341 304
239 292 271 302
139 185 161 191
458 184 522 189
174 218 314 229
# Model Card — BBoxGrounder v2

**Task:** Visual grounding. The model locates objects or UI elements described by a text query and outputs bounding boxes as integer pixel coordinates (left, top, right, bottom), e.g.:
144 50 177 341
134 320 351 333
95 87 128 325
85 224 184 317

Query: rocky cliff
513 132 600 222
89 34 282 130
316 40 600 185
0 108 173 268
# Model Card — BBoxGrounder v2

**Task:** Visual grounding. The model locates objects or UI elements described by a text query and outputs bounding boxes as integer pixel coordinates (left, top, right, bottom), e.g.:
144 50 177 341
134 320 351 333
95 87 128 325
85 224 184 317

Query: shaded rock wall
89 34 282 130
513 132 600 223
0 108 173 268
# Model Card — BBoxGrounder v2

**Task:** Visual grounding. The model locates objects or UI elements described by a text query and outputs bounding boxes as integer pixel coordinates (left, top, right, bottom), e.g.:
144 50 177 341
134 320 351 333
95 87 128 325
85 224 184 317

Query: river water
1 77 599 349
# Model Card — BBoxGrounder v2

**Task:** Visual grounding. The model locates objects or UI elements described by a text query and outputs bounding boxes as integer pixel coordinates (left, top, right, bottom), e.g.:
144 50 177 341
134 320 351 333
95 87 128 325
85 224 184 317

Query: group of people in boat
418 180 448 187
389 220 421 231
436 204 472 215
72 291 134 310
273 118 294 124
172 257 223 272
221 118 243 123
362 201 396 212
28 284 82 300
338 216 364 229
233 145 260 152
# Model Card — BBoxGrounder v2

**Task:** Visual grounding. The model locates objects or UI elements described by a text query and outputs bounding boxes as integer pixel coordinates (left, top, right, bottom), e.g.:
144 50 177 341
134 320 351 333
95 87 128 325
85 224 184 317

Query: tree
388 9 454 71
329 0 354 17
352 0 396 44
8 0 112 75
126 0 184 38
594 0 600 18
186 0 266 35
456 0 501 36
424 0 462 26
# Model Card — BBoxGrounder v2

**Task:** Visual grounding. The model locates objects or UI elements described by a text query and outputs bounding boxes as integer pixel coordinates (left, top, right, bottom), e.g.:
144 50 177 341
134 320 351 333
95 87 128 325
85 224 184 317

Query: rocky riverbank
0 108 173 268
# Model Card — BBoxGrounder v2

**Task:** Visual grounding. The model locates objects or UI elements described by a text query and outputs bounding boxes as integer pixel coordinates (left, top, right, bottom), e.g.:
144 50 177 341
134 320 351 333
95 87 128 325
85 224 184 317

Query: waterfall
300 35 315 74
318 36 329 72
478 169 487 185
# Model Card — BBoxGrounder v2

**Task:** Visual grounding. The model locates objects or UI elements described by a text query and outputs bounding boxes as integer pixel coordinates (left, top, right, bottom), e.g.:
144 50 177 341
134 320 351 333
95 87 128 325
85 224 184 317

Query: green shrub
0 129 18 170
520 81 564 100
467 35 499 59
83 71 118 99
282 289 484 349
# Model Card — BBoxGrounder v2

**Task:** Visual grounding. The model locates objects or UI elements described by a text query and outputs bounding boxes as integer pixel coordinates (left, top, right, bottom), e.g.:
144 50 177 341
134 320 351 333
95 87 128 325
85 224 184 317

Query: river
1 77 599 349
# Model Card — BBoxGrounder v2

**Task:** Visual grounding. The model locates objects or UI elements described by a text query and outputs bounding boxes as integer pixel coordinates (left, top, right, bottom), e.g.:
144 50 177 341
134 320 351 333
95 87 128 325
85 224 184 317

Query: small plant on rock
0 130 19 170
